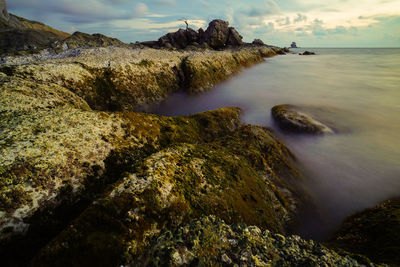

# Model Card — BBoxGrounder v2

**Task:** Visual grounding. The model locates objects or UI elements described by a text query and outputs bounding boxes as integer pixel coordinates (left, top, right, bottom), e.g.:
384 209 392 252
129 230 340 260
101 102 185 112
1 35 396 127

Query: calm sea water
149 48 400 240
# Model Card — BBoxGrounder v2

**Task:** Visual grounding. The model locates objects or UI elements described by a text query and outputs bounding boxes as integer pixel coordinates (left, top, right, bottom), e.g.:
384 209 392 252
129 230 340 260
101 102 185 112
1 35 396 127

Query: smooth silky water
148 48 400 240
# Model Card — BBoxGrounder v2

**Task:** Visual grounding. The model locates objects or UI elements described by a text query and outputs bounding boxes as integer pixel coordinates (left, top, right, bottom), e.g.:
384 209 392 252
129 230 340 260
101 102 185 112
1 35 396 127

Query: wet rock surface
136 216 371 266
327 198 400 266
271 104 334 135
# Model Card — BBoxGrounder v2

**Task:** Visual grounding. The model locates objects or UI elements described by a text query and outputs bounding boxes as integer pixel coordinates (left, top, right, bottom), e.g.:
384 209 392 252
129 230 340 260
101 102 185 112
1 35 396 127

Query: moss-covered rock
271 104 334 135
2 46 283 111
136 215 370 266
327 198 400 266
31 121 302 266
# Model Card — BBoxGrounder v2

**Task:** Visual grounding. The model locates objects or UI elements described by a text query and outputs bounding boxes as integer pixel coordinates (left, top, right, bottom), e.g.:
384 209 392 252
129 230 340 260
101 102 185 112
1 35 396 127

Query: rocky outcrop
31 118 303 266
136 216 368 266
0 50 304 265
1 46 285 111
327 198 400 266
158 28 201 49
271 105 334 135
291 42 298 48
0 10 70 56
204 19 230 48
150 19 244 50
57 31 125 50
0 43 296 265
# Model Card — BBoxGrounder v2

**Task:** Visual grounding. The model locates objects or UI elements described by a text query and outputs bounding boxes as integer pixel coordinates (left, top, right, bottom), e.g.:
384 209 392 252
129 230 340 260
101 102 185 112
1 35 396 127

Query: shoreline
1 9 397 266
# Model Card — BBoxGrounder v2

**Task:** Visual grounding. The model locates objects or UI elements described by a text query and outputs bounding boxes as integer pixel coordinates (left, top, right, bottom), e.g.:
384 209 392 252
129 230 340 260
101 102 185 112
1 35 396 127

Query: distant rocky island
0 0 398 266
291 42 298 48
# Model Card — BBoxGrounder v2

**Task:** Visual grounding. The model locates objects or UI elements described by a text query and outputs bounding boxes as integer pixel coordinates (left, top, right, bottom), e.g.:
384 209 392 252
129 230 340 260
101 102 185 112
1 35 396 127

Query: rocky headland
0 0 397 265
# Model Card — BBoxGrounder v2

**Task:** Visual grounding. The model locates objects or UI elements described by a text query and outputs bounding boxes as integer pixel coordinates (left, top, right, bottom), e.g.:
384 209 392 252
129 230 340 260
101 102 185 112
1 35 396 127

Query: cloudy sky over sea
8 0 400 47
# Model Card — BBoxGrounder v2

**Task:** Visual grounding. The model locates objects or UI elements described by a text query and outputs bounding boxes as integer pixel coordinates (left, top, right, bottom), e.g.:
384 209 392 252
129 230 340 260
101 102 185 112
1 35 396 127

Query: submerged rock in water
271 104 334 134
136 216 367 266
327 197 400 266
300 51 316 55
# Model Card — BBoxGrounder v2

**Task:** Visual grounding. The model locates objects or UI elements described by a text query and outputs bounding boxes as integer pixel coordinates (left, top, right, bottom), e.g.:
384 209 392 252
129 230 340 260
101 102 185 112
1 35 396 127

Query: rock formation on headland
144 19 244 50
0 1 395 265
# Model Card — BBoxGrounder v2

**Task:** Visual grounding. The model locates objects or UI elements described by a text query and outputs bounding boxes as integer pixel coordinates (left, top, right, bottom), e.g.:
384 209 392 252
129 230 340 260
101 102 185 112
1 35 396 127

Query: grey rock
271 104 334 135
226 27 243 46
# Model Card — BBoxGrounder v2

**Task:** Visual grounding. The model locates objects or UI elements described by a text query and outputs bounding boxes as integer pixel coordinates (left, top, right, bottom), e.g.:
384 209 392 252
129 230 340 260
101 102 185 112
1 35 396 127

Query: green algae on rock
2 46 285 111
136 215 370 266
31 121 303 266
271 104 334 135
327 197 400 266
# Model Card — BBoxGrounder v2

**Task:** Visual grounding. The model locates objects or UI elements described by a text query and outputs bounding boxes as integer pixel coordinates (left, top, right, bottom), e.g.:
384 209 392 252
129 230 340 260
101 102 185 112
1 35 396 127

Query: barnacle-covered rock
136 216 370 266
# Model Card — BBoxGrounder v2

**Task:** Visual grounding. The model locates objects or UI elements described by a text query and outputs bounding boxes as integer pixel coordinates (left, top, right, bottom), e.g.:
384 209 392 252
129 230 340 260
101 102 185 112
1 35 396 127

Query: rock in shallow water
271 104 334 135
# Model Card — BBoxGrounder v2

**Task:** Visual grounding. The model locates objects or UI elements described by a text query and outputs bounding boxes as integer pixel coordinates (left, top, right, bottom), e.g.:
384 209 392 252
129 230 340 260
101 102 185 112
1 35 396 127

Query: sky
7 0 400 47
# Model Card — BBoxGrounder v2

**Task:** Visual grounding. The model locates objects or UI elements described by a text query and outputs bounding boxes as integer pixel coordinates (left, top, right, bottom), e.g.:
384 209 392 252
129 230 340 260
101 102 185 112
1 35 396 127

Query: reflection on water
148 48 400 240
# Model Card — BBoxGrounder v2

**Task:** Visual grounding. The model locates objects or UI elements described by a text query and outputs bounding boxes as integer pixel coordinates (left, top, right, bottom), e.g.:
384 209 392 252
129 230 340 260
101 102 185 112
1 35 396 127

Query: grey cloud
8 0 143 23
151 0 177 6
245 0 280 17
294 13 307 23
311 19 327 36
327 26 347 34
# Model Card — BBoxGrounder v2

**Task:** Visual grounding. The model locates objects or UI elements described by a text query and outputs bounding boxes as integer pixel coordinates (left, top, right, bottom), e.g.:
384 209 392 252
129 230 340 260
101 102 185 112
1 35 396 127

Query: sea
148 48 400 240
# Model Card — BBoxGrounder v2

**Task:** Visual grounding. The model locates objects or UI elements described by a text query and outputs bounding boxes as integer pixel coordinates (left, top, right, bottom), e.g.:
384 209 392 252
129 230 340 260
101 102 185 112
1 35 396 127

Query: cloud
151 0 177 5
294 13 307 23
245 0 280 17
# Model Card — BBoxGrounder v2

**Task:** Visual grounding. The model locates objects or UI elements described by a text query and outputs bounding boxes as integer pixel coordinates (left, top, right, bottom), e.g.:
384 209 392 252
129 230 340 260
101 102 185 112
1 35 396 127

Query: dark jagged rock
327 198 400 266
252 39 265 46
204 19 230 48
291 42 298 48
226 27 243 46
158 28 199 49
300 51 316 55
271 105 334 135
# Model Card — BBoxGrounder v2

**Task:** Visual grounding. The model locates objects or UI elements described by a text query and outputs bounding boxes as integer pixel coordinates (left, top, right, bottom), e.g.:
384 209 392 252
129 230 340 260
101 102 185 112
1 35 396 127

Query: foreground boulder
137 216 368 266
271 105 334 135
31 118 303 266
328 198 400 266
1 44 299 265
